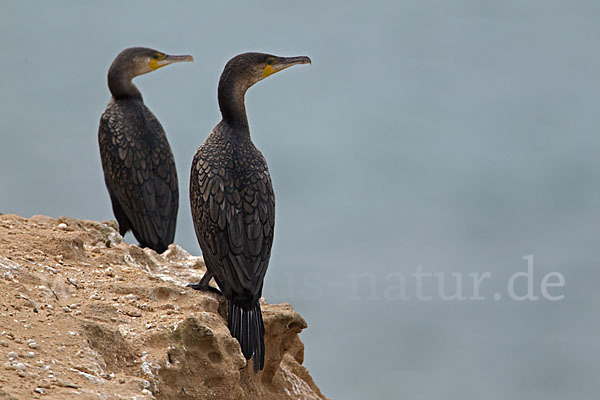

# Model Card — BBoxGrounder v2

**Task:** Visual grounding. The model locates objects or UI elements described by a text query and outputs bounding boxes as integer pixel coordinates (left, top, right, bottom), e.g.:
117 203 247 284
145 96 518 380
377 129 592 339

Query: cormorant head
108 47 194 99
109 47 194 81
220 52 311 93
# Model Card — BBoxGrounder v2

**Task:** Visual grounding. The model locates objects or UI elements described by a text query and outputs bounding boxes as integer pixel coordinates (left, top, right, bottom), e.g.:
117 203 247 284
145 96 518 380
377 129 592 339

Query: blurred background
1 1 599 398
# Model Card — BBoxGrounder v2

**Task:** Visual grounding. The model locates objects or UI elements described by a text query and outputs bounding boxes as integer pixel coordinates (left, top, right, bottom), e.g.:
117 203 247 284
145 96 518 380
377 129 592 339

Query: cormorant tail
228 300 265 372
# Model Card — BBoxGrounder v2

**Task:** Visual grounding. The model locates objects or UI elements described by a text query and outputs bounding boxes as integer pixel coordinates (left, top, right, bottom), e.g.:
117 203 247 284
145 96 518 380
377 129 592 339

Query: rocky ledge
0 213 327 400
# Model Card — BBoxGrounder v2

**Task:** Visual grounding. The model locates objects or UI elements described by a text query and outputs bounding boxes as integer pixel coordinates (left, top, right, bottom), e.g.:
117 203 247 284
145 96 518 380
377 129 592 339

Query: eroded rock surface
0 213 327 400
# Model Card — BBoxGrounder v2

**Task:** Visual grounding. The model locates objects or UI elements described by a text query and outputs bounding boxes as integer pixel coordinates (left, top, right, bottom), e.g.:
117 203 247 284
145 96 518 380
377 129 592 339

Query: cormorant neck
218 72 251 131
108 66 143 100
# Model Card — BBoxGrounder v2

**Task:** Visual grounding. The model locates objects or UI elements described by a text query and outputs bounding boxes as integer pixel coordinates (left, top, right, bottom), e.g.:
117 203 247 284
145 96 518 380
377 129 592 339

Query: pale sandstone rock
0 213 327 400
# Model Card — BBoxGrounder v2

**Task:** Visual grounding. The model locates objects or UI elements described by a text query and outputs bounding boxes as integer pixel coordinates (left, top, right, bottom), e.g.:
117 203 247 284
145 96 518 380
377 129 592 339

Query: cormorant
98 47 193 253
188 52 311 371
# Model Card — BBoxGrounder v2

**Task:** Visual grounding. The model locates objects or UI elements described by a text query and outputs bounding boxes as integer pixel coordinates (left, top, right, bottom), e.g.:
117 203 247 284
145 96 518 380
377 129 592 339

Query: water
1 1 599 398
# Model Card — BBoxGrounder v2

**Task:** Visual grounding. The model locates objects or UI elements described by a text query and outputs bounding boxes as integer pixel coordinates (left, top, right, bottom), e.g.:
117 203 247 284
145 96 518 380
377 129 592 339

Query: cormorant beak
263 56 311 78
149 54 194 71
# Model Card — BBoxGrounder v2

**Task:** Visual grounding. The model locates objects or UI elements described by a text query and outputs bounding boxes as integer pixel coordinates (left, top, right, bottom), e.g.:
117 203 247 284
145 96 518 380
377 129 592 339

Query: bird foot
186 282 222 295
187 272 222 295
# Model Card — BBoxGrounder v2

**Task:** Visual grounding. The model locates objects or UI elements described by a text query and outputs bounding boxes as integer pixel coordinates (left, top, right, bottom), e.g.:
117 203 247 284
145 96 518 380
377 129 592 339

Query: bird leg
187 272 222 295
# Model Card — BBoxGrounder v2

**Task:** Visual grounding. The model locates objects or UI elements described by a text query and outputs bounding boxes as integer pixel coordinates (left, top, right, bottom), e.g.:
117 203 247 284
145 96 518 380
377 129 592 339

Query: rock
125 309 141 318
37 380 52 389
56 379 80 389
0 213 327 400
107 231 123 247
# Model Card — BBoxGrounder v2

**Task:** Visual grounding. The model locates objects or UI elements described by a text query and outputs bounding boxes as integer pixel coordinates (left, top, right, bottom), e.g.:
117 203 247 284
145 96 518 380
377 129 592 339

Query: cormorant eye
152 54 159 60
267 59 273 65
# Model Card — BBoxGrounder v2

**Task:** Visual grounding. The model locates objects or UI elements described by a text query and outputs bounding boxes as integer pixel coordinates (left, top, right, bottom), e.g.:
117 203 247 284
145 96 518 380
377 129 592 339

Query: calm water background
1 1 599 398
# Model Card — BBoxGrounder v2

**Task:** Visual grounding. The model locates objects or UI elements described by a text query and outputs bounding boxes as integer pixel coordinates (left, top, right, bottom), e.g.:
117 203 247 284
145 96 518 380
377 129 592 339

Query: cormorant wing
99 102 178 251
191 150 275 297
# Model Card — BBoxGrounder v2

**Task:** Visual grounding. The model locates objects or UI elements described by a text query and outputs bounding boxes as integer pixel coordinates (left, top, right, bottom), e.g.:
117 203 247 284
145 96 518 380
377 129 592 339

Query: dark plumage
188 52 311 371
98 47 192 253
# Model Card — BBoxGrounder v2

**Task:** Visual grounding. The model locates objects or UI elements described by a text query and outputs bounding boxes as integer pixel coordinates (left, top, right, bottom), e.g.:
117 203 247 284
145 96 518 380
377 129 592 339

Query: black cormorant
188 52 311 371
98 47 193 253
